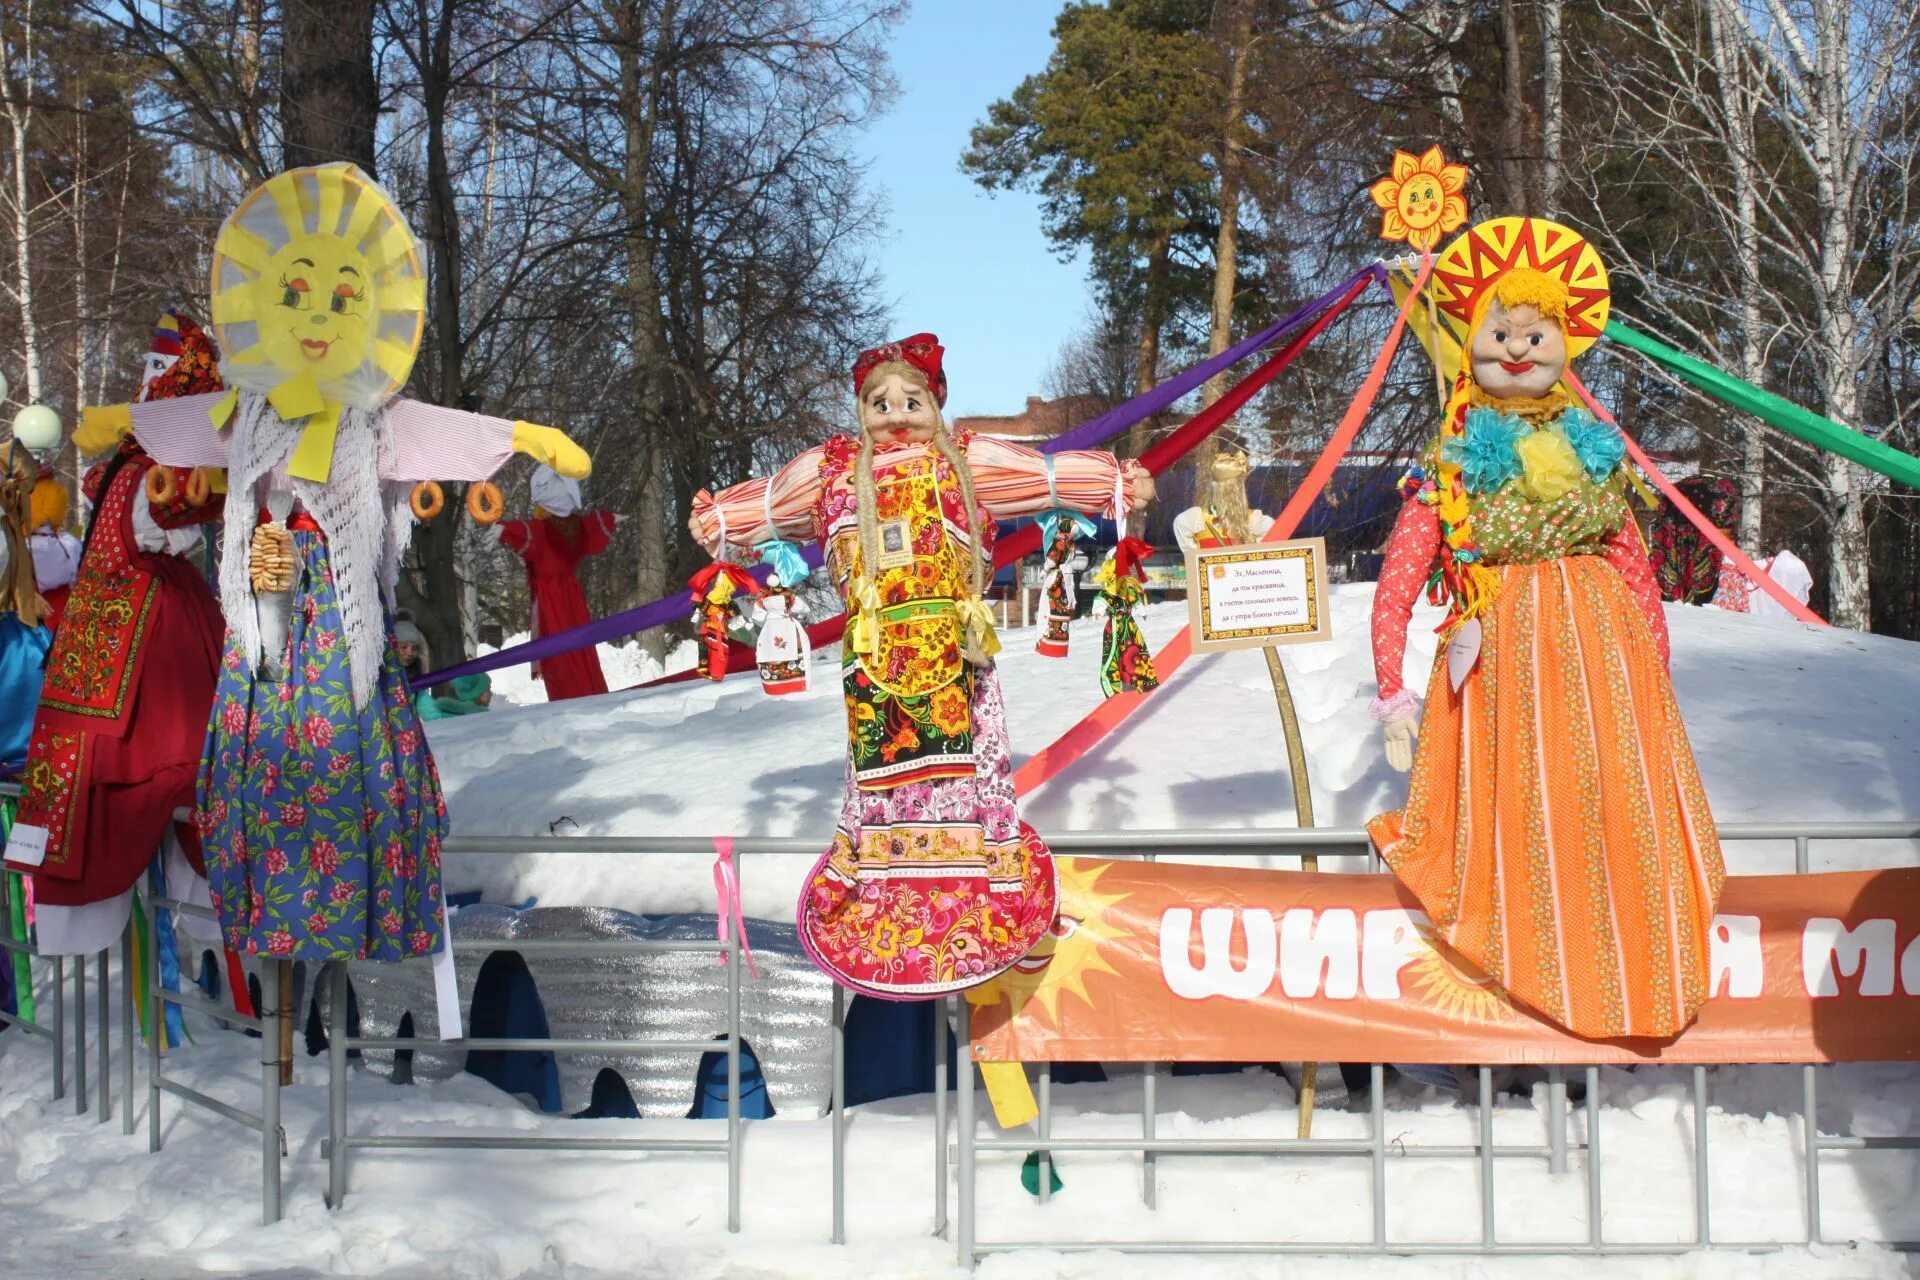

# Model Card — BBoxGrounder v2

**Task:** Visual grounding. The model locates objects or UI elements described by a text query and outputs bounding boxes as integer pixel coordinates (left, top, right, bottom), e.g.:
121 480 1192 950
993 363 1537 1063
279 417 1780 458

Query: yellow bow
954 596 1002 660
848 578 882 656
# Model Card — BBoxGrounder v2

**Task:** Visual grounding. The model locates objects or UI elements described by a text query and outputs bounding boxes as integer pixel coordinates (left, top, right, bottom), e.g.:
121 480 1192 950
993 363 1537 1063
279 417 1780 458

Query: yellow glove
511 422 591 479
74 403 134 457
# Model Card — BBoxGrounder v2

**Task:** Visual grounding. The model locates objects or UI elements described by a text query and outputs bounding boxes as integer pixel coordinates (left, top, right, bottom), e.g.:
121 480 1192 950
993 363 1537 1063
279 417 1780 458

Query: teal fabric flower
1560 407 1626 481
1443 407 1527 494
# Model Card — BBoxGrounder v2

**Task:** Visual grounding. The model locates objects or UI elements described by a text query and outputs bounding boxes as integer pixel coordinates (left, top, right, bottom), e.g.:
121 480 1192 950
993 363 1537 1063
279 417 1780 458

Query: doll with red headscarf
690 333 1153 998
8 311 229 956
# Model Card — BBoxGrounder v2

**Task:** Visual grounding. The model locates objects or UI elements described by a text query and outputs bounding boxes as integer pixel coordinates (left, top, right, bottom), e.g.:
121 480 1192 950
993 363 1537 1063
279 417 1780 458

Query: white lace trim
220 393 413 709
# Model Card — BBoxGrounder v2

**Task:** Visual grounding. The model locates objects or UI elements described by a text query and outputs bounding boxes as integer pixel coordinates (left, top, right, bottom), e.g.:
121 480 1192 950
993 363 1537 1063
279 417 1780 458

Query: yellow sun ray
313 166 347 239
373 338 416 385
209 283 257 325
263 171 309 241
341 179 385 250
213 222 273 277
378 274 426 313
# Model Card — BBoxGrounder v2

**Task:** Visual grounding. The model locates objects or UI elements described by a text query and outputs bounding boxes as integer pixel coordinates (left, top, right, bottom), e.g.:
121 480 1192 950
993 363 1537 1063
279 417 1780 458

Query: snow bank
428 586 1920 919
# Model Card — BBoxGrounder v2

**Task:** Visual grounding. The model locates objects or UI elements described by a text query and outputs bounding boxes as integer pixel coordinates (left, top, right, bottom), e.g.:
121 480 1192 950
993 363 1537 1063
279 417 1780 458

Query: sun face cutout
209 164 426 411
996 858 1130 1028
260 232 378 383
1371 146 1469 251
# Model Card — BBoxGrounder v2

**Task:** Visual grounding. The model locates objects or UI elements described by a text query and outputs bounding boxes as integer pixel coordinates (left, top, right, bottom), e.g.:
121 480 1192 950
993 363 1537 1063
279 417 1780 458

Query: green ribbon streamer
1603 319 1920 491
1 799 35 1023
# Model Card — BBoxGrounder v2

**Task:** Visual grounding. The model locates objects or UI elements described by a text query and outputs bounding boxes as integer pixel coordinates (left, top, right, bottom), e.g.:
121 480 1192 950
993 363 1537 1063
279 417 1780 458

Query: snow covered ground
1 1013 1915 1279
4 586 1917 1278
428 585 1920 919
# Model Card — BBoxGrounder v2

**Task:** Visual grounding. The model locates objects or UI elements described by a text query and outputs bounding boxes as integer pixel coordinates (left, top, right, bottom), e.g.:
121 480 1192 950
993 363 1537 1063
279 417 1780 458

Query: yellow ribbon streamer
848 579 882 656
286 403 343 483
963 980 1039 1128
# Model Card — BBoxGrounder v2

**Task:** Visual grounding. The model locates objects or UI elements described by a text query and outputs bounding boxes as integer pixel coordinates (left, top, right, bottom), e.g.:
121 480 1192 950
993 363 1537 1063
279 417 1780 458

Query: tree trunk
280 0 378 170
1706 3 1767 550
395 0 472 675
1498 0 1530 213
1196 0 1251 484
619 0 673 660
1538 0 1564 216
2 0 42 403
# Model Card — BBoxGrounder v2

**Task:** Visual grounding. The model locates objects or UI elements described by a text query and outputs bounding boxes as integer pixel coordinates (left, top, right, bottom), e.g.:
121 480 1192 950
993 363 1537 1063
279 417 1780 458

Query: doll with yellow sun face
80 165 591 968
1367 218 1723 1041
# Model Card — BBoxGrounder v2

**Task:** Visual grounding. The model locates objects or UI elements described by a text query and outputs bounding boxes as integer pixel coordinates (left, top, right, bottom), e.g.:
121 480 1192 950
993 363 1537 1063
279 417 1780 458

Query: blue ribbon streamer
147 855 188 1049
1035 508 1098 547
753 539 812 588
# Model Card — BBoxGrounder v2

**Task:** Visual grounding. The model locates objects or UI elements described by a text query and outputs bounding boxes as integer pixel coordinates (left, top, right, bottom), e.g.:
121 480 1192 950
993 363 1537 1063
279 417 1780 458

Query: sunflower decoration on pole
1369 145 1470 251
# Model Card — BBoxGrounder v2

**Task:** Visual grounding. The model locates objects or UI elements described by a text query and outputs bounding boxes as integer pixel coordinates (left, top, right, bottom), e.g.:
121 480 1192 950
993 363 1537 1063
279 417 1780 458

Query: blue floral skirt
198 529 448 963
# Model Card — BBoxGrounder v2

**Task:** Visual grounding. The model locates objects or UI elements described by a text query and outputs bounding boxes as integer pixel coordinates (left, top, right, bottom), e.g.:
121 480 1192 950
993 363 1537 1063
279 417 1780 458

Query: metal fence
4 812 1917 1261
939 822 1920 1266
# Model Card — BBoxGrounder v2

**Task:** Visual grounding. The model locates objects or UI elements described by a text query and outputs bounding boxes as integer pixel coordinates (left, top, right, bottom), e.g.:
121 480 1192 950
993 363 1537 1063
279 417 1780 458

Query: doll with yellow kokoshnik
1367 217 1724 1041
691 334 1154 998
80 164 591 967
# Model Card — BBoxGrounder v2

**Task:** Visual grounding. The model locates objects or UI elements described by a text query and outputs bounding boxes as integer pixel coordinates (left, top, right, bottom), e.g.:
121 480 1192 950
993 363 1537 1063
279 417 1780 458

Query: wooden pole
277 959 294 1087
1262 647 1321 1136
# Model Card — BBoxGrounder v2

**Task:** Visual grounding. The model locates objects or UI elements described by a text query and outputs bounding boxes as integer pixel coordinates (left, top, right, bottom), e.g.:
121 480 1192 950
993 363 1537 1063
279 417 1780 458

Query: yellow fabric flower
1514 429 1585 503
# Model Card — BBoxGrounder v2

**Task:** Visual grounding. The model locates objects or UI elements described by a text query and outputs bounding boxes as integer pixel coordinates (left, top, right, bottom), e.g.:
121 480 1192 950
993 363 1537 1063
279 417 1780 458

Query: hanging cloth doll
690 332 1154 998
7 312 233 959
25 466 79 632
748 545 810 694
1033 509 1093 659
1092 537 1159 697
78 167 591 971
1367 217 1723 1041
497 465 617 700
688 562 757 681
1648 475 1737 605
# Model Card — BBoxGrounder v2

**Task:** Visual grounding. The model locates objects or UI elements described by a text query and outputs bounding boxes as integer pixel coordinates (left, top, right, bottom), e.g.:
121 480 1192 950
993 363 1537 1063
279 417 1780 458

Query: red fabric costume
498 509 616 700
11 326 226 906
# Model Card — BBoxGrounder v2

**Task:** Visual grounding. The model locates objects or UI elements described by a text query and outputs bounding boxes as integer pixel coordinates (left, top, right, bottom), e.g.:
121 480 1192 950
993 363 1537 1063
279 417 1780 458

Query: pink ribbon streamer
711 837 759 979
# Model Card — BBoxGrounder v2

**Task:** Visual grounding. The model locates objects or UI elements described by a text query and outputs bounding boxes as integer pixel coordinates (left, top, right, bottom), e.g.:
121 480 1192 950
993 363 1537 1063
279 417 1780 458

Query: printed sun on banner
995 858 1130 1028
1370 146 1469 251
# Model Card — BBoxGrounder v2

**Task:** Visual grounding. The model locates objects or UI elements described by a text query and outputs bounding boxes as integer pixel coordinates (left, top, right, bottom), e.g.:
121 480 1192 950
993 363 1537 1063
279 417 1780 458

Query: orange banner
970 858 1920 1065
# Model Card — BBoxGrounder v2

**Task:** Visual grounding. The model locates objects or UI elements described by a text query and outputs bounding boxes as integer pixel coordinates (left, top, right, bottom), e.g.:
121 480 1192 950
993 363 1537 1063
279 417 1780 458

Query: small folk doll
688 562 757 681
25 465 79 632
1033 509 1093 659
751 572 811 695
1092 536 1159 697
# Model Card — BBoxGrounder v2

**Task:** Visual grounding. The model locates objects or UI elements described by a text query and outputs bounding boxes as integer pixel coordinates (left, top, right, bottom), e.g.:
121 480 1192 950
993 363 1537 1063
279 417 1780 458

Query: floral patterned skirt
798 661 1057 1000
198 529 448 962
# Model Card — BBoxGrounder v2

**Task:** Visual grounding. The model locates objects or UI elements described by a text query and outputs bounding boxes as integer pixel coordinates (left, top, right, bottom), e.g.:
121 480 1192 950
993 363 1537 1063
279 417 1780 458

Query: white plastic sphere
12 404 61 452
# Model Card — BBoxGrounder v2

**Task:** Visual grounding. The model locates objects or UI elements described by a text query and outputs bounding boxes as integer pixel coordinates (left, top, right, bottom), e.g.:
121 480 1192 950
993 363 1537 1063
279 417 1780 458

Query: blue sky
858 1 1089 418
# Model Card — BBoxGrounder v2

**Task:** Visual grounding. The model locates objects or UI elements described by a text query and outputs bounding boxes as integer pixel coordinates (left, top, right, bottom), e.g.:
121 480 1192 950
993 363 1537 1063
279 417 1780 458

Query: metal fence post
72 954 86 1115
261 959 283 1226
1370 1062 1386 1247
1142 1062 1157 1208
1547 1066 1568 1175
830 982 846 1244
328 960 349 1210
932 995 949 1240
146 912 161 1153
121 924 136 1136
1585 1066 1602 1247
1692 1065 1711 1245
956 1035 975 1269
1037 1062 1053 1205
1803 1064 1821 1244
51 955 64 1103
1478 1066 1496 1245
96 948 110 1124
726 932 742 1234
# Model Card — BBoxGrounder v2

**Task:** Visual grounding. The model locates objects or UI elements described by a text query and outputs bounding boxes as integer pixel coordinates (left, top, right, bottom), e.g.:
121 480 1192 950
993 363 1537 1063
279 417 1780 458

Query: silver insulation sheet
336 907 837 1117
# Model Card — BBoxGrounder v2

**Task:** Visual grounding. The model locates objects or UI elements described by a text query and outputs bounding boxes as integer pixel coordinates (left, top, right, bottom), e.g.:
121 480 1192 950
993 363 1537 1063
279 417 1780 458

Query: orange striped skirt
1368 555 1725 1040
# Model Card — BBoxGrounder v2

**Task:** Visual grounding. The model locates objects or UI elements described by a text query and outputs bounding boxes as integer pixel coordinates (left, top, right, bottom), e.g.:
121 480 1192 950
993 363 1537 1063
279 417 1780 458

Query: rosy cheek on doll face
1470 301 1567 400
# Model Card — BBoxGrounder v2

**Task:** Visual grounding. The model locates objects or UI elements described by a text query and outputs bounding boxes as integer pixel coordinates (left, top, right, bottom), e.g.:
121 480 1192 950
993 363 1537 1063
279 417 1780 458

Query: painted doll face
1470 298 1567 400
860 371 939 444
259 233 378 383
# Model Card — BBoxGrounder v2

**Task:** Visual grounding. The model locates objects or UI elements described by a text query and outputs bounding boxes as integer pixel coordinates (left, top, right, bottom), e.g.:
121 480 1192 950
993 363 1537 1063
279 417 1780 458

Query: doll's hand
687 509 721 555
511 422 591 479
1383 715 1419 773
1125 460 1156 506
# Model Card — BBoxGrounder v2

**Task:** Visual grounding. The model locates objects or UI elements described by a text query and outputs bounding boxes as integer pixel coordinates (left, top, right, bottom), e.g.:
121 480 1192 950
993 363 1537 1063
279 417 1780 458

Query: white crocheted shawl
219 391 415 709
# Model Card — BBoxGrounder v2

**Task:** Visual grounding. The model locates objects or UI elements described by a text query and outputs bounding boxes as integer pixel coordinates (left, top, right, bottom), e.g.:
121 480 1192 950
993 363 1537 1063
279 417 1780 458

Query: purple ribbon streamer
413 265 1375 690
